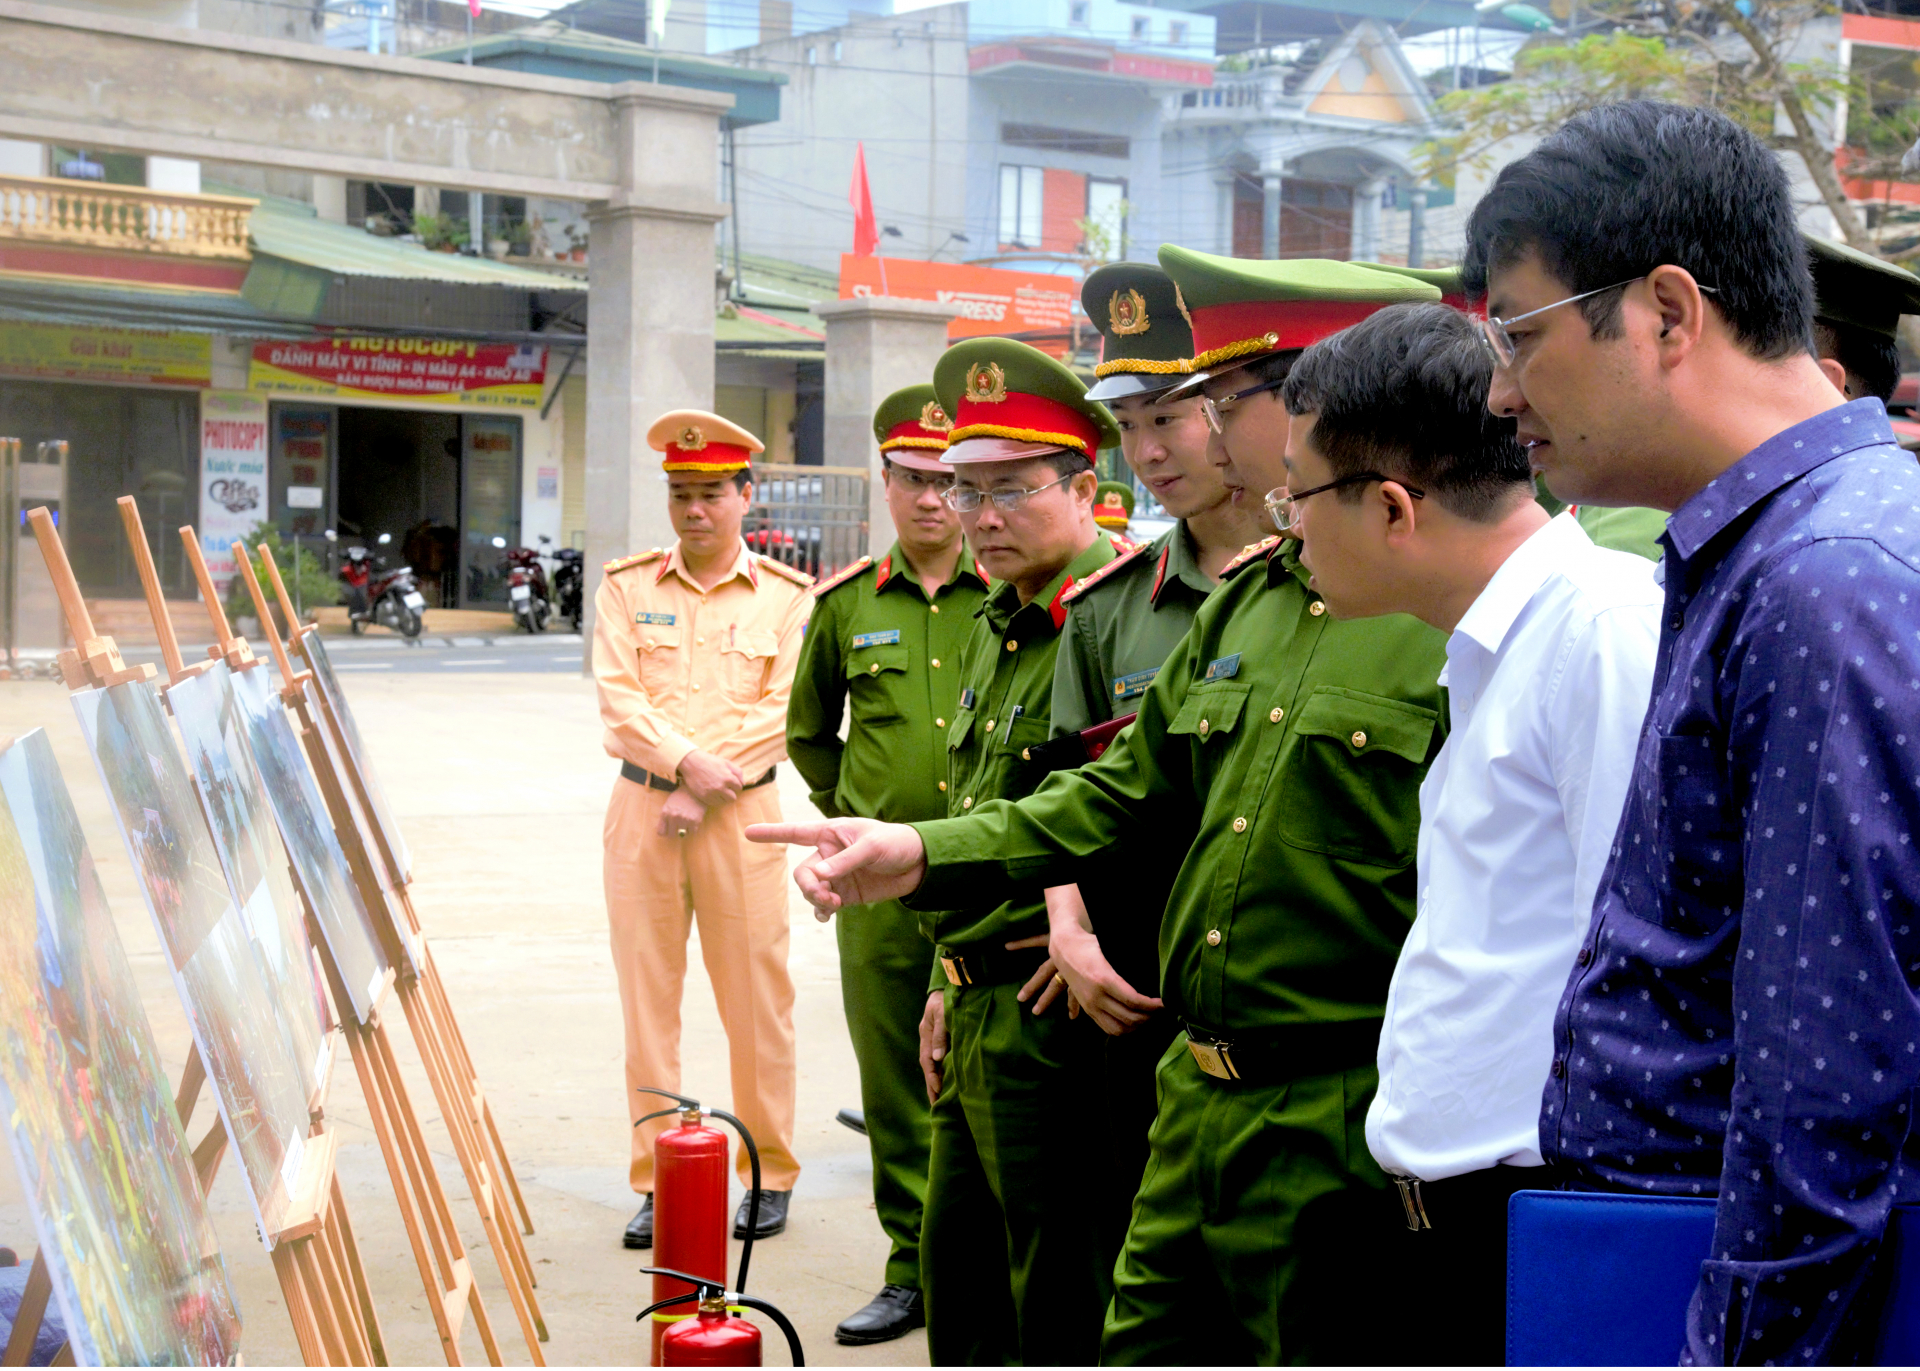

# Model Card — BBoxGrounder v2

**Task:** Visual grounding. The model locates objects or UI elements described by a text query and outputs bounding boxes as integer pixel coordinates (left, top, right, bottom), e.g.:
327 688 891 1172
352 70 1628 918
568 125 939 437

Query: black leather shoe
836 1107 868 1135
623 1195 654 1249
732 1188 790 1239
835 1285 925 1345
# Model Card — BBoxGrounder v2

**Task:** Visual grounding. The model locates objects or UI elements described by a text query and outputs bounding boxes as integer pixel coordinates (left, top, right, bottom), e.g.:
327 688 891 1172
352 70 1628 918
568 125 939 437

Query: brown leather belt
620 760 776 793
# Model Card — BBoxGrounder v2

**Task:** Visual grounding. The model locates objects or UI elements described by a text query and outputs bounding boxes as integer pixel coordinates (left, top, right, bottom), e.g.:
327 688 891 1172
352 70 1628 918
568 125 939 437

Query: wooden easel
242 544 547 1362
259 554 538 1242
225 541 510 1368
24 501 380 1367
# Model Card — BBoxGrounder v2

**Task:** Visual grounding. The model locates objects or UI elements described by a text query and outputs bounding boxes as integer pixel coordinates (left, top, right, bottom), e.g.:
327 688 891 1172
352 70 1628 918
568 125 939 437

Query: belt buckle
1394 1176 1432 1231
1186 1037 1240 1081
940 956 973 987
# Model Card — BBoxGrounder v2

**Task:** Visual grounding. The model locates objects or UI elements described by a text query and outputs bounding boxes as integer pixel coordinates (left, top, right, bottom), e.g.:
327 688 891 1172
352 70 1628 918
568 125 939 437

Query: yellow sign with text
0 322 211 387
248 338 547 407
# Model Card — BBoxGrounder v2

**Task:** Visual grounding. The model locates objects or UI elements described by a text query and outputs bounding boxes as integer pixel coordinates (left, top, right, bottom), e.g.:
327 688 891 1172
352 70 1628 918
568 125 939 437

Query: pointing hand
745 818 929 919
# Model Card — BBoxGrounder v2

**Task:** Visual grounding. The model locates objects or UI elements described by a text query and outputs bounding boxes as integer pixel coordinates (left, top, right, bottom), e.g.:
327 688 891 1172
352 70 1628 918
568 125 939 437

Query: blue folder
1507 1191 1920 1366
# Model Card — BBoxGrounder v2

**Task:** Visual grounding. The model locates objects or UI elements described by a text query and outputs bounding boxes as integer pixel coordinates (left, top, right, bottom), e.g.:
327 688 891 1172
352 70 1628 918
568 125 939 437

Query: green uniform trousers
835 896 933 1291
1102 1041 1398 1367
923 979 1110 1365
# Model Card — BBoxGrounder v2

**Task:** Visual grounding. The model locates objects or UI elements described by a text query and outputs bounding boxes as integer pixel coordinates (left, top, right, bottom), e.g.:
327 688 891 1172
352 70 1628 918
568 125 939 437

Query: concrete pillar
812 296 961 557
312 174 348 224
1262 172 1283 259
582 81 733 638
1352 177 1386 262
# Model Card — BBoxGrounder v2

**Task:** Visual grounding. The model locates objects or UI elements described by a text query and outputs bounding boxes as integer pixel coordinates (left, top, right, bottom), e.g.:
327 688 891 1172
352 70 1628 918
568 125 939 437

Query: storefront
0 320 581 610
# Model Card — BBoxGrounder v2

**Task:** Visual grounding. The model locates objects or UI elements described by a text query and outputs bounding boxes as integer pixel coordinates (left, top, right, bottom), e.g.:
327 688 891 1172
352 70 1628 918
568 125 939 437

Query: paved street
0 667 920 1367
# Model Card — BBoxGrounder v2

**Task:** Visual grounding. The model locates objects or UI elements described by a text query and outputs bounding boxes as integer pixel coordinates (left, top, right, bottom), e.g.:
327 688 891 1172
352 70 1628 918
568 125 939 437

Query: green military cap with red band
1156 246 1443 397
1351 261 1467 310
872 383 954 474
932 336 1122 465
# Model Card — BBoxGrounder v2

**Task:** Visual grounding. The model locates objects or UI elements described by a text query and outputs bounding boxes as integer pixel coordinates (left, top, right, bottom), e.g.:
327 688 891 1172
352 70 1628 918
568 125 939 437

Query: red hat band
880 419 948 453
664 440 754 472
1189 298 1390 370
949 390 1099 456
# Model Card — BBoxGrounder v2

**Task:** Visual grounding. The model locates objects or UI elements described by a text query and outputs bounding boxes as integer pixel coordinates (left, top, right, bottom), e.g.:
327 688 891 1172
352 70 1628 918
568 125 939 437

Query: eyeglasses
942 471 1073 514
1265 474 1425 532
1474 277 1719 368
1200 374 1288 434
890 467 953 493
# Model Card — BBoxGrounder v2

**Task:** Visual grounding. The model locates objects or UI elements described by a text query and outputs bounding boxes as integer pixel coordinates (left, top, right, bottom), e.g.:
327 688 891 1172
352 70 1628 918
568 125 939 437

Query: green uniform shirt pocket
1167 681 1250 744
946 706 975 752
996 712 1052 765
1278 686 1437 868
846 644 911 723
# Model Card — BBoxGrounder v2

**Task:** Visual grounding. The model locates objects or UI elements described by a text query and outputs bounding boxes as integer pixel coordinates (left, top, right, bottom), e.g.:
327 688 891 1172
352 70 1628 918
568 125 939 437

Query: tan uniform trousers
605 773 800 1192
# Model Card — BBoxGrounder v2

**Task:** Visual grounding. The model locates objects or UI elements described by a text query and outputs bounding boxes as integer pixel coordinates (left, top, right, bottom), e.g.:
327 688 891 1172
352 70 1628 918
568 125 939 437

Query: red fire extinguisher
635 1089 799 1366
637 1269 806 1367
648 1108 729 1363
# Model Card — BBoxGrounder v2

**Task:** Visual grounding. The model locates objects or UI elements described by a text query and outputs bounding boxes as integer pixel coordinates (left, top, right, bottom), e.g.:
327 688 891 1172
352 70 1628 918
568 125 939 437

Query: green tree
1420 5 1878 253
223 521 338 631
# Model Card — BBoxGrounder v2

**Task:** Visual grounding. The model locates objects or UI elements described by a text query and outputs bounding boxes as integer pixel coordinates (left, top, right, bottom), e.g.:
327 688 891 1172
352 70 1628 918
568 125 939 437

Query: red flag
849 142 879 258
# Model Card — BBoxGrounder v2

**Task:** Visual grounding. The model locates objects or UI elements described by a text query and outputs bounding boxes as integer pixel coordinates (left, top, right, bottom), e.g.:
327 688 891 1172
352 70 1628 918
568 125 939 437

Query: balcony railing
0 174 256 260
1174 67 1290 120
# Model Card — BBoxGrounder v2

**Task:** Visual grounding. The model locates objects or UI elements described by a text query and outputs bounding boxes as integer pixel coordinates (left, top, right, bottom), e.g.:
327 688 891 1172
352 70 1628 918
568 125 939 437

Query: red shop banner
838 255 1079 356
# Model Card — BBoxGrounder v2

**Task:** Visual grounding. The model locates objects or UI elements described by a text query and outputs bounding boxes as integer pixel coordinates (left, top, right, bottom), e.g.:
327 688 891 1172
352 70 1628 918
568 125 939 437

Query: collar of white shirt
1449 511 1591 666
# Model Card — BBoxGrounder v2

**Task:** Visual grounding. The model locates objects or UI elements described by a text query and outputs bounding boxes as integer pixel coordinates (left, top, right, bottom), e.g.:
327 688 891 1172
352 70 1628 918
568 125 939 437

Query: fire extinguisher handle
632 1290 699 1324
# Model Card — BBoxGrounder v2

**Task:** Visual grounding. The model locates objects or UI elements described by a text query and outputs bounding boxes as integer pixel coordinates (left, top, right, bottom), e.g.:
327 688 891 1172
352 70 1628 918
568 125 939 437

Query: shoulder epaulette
1058 540 1151 607
1108 532 1142 555
811 555 871 598
1221 535 1283 578
603 548 665 575
759 555 815 588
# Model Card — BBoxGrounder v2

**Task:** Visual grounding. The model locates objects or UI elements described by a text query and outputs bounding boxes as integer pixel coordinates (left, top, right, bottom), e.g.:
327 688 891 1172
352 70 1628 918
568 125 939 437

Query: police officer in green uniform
750 253 1450 1364
1019 261 1262 1266
785 384 989 1345
891 337 1128 1364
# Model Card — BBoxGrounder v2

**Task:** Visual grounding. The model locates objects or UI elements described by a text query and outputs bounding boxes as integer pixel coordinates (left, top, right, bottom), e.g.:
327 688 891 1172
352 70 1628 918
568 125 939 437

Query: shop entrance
274 404 522 608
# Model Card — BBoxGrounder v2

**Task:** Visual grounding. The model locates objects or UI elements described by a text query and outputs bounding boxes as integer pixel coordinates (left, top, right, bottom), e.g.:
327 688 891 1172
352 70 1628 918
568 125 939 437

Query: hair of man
1282 303 1532 522
1460 100 1814 362
1812 322 1902 404
1037 449 1096 482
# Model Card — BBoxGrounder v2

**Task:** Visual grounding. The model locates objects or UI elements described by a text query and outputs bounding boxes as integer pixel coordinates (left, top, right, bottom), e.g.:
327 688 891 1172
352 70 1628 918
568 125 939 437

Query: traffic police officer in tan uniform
595 409 812 1251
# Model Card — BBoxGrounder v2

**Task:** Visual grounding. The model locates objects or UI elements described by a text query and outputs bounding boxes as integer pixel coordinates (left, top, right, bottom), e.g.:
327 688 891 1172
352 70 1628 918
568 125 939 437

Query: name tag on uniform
1203 653 1242 682
635 611 676 626
1112 667 1158 700
852 629 901 648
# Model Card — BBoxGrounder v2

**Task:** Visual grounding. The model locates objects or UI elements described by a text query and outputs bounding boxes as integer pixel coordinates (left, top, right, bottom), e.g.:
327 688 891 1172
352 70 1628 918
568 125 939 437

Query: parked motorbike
335 531 427 639
497 535 552 633
550 539 584 631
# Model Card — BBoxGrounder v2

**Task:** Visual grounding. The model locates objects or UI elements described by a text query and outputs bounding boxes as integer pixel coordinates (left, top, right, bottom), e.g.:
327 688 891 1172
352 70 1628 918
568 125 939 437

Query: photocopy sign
199 393 269 593
248 338 548 407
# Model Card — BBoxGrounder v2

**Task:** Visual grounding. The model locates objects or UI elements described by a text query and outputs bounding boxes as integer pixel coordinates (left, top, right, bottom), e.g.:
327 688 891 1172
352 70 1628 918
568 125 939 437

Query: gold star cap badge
648 408 763 475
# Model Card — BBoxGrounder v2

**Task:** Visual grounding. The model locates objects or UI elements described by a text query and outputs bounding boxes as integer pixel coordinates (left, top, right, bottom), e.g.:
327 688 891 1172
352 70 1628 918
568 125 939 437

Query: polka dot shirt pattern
1543 400 1920 1365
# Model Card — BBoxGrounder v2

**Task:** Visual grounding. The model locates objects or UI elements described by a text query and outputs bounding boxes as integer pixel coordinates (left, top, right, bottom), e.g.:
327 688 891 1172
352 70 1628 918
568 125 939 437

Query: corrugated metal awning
249 206 586 290
0 276 319 338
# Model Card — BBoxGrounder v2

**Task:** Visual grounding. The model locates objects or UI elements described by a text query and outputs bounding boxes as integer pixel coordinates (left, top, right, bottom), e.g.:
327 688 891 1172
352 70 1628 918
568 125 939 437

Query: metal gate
746 462 868 580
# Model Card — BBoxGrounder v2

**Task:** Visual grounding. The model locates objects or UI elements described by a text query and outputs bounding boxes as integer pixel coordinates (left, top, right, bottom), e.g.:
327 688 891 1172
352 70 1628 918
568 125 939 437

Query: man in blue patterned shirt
1463 100 1920 1364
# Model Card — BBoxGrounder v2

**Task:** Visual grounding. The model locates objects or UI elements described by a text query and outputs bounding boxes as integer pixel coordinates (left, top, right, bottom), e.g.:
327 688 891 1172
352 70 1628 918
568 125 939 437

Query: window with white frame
1086 177 1127 260
999 165 1045 248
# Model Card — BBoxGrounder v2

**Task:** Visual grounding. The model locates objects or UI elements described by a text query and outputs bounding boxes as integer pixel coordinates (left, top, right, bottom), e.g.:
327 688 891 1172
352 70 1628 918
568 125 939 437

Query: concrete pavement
0 668 926 1367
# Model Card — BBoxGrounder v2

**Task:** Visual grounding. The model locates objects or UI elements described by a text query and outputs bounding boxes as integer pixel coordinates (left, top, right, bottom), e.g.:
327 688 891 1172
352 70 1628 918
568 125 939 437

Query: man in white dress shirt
1274 301 1661 1363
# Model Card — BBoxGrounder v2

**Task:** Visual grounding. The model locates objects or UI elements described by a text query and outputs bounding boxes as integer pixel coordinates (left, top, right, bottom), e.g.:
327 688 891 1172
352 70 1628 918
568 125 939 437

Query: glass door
458 415 521 606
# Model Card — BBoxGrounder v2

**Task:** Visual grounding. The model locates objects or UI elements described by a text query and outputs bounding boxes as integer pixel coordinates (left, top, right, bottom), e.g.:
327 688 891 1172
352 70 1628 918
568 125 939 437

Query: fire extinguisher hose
636 1268 807 1366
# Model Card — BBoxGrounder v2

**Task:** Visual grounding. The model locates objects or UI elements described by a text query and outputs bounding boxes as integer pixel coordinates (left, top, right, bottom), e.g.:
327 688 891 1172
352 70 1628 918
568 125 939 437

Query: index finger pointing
746 821 828 846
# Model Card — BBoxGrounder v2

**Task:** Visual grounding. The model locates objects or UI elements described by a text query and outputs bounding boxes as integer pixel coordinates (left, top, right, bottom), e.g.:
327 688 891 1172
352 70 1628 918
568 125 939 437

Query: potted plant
414 211 468 254
505 220 533 257
564 223 589 263
484 222 511 259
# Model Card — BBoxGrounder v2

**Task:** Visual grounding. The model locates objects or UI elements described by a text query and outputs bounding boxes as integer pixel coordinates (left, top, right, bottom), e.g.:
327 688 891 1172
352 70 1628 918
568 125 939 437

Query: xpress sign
838 256 1077 355
249 338 547 407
